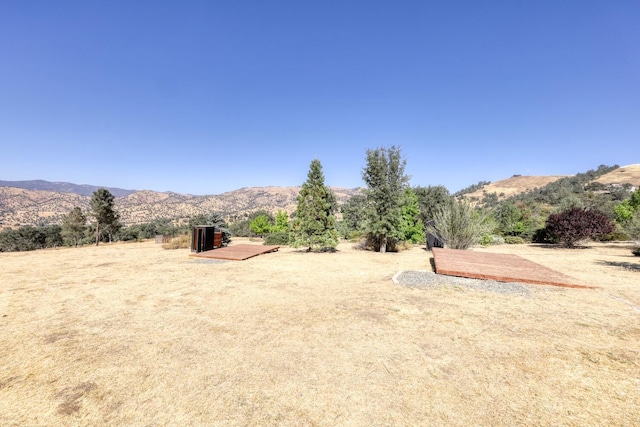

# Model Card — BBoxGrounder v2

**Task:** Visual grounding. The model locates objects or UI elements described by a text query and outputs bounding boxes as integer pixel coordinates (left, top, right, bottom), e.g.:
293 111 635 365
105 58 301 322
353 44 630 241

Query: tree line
2 150 639 255
252 150 639 254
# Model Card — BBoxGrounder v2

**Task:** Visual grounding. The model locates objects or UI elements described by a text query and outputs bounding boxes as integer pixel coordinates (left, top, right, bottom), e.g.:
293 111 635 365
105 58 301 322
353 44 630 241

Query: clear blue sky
1 1 638 195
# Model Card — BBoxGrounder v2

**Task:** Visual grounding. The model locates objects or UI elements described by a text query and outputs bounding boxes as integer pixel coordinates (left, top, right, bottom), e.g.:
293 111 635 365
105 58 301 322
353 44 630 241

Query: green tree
0 225 61 252
361 146 409 252
189 212 231 245
493 201 539 238
427 199 492 250
335 220 351 240
340 193 367 232
42 225 63 248
614 188 640 223
228 210 274 237
557 194 585 212
400 188 424 243
61 207 87 247
413 185 451 225
291 159 339 251
250 214 272 237
272 210 289 232
90 188 121 246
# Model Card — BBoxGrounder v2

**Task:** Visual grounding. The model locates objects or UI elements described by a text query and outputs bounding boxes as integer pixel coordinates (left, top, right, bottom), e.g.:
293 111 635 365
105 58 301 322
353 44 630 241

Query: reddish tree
546 207 615 247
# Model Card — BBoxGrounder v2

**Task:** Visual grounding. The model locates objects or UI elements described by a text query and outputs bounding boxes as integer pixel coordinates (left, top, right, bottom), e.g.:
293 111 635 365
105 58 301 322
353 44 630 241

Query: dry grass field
1 238 639 426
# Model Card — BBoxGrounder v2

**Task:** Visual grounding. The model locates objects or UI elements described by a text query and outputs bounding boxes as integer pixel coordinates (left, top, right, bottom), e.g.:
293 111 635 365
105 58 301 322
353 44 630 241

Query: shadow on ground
534 244 592 250
598 260 640 272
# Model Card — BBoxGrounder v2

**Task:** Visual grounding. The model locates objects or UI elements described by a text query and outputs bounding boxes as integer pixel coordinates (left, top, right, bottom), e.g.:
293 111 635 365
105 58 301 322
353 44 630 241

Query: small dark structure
425 220 444 251
191 226 223 253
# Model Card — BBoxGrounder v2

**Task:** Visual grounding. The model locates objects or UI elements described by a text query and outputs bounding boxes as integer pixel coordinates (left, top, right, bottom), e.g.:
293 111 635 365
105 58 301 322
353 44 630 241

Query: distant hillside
2 164 638 228
595 164 640 187
463 164 640 203
0 180 136 197
0 185 360 228
464 175 569 201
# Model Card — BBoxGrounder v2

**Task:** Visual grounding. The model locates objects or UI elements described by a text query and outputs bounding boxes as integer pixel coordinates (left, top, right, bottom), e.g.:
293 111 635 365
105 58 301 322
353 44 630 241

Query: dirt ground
1 238 638 426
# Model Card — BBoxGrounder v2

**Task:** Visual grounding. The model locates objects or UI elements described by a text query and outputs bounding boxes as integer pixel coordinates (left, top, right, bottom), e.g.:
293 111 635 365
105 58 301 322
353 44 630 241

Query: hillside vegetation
2 162 640 252
0 186 359 228
3 164 639 230
463 175 568 201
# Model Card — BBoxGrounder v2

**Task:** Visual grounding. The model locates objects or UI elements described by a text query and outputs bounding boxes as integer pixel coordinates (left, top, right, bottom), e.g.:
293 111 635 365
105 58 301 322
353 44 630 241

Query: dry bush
162 234 190 249
427 199 492 249
395 240 414 251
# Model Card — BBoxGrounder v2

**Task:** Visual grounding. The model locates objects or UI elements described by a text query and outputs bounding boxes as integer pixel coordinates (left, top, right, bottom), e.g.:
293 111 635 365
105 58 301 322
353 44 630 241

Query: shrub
623 211 640 241
504 236 525 244
395 241 414 251
426 200 492 250
348 230 363 242
479 234 504 246
264 232 290 245
162 234 190 250
632 246 640 257
545 207 615 248
597 229 630 242
532 227 556 243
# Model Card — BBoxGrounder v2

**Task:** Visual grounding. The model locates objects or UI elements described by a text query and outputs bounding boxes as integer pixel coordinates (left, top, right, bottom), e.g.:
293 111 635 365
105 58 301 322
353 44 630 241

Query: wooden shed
191 226 223 253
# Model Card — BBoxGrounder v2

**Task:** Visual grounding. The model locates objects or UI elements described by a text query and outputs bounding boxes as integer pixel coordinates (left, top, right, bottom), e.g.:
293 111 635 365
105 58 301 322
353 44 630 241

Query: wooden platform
190 244 280 261
432 248 594 289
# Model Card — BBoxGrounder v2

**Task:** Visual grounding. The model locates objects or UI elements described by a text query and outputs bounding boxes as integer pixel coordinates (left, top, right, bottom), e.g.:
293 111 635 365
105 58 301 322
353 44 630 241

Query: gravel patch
393 270 532 297
191 259 229 264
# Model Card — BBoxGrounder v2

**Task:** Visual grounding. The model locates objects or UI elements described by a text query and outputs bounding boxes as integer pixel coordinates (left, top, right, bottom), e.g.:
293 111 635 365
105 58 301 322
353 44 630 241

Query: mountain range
1 164 638 228
0 180 136 197
0 184 359 228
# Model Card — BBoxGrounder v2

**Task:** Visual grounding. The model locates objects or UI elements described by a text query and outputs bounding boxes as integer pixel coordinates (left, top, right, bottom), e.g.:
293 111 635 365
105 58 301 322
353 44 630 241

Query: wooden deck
432 248 594 289
190 244 280 261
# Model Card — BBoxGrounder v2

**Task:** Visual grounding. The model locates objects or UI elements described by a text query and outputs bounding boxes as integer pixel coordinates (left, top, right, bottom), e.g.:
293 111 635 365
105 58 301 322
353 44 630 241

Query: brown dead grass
596 164 640 187
1 239 639 426
465 175 568 201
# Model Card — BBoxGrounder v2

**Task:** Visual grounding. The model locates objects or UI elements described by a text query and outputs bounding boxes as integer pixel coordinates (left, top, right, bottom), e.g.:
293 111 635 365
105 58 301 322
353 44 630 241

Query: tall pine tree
61 206 87 247
90 188 121 246
291 159 339 251
362 146 409 252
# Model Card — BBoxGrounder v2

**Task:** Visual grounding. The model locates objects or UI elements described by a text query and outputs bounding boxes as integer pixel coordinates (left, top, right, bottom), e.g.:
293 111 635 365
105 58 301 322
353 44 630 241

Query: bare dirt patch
1 239 639 425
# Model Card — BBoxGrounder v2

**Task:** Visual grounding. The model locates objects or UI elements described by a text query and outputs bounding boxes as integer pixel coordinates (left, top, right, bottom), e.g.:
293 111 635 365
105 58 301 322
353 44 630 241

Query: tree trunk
380 235 387 253
95 222 100 246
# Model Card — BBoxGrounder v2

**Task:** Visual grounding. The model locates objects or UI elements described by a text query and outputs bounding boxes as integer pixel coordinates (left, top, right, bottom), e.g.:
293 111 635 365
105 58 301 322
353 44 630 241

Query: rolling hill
463 175 569 201
1 164 638 228
0 185 359 228
462 164 640 203
0 180 136 197
594 164 640 186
